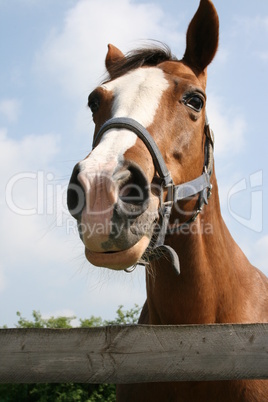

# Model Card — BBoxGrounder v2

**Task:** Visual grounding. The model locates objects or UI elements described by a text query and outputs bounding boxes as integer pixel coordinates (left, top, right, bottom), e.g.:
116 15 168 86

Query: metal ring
124 266 136 273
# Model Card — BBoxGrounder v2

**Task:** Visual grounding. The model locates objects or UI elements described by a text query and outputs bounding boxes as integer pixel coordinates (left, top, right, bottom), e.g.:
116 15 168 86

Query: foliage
15 311 76 329
104 304 141 326
0 305 141 402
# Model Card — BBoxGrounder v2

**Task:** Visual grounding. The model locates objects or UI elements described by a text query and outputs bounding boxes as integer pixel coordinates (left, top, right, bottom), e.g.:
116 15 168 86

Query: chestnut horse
67 0 268 400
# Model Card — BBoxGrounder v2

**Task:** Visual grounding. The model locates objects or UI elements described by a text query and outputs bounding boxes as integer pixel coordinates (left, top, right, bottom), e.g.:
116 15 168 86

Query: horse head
67 0 219 271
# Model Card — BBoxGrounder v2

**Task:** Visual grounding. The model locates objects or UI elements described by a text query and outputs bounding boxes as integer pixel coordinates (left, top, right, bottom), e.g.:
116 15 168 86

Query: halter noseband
92 116 214 275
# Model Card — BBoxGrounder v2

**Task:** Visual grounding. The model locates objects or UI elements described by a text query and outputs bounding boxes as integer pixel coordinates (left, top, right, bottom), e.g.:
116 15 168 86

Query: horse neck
145 171 247 325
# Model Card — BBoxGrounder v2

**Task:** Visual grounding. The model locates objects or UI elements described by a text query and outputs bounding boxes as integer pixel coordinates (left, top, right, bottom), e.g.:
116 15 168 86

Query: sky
0 0 267 327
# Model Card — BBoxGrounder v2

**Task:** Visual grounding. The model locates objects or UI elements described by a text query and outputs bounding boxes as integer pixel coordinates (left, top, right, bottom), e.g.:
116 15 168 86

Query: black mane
105 42 178 80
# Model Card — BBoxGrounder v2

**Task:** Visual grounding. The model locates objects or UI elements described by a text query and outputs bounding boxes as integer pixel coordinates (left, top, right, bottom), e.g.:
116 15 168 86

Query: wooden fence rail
0 323 267 384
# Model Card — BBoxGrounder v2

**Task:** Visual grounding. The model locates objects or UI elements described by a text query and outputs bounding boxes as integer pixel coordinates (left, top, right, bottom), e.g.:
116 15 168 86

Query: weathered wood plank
0 324 267 383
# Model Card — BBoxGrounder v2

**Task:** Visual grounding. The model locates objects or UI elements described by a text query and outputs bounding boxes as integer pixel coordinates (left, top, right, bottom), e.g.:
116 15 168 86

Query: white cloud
0 264 7 293
250 235 268 276
215 47 229 64
237 235 268 278
42 308 76 319
42 308 78 326
233 15 268 35
35 0 182 99
0 129 67 267
257 51 268 62
0 99 21 122
231 15 268 61
206 94 246 158
0 128 59 174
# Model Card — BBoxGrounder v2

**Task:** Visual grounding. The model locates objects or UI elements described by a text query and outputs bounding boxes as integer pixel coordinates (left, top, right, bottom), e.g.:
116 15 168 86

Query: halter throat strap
92 116 214 275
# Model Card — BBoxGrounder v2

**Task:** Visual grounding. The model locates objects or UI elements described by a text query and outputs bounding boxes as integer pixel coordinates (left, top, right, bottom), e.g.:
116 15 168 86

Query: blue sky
0 0 267 327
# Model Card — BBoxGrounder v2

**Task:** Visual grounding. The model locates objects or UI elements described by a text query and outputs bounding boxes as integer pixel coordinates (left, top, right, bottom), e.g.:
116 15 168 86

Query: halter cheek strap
92 116 214 276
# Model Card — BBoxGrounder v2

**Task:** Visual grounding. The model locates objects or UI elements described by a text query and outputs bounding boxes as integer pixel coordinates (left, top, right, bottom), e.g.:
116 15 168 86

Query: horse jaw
84 236 150 270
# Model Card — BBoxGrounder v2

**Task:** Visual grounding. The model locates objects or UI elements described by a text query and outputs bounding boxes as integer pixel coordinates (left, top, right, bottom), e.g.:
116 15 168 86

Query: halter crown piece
92 115 214 276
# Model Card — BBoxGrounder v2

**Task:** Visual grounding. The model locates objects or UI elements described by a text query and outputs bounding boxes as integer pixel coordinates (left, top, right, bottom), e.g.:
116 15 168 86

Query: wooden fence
0 323 267 383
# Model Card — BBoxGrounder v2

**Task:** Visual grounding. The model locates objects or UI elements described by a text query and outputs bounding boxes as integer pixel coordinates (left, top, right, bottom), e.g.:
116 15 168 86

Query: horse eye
88 96 100 114
185 95 204 112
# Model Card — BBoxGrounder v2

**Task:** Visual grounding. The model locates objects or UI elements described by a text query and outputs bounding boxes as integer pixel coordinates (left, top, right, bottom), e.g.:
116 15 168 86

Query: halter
92 116 214 275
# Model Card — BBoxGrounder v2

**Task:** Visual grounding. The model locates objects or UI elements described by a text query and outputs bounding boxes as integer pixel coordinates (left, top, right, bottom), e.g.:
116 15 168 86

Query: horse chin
84 235 150 270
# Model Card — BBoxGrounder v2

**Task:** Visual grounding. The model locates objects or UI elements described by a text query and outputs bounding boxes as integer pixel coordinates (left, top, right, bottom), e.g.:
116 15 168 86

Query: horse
67 0 268 400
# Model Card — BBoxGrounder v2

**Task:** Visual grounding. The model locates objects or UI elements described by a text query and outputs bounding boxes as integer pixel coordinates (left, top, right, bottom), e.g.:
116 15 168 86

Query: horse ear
105 44 125 73
183 0 219 74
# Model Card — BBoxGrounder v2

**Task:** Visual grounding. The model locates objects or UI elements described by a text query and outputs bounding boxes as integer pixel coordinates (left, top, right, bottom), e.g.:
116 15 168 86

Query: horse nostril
67 161 150 221
118 164 149 210
67 163 85 220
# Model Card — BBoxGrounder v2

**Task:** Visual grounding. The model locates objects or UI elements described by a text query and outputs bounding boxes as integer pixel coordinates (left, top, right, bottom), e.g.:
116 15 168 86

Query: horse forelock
104 42 178 81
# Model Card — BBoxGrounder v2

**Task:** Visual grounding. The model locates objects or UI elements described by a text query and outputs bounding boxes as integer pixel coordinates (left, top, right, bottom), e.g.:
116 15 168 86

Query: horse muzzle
67 160 158 269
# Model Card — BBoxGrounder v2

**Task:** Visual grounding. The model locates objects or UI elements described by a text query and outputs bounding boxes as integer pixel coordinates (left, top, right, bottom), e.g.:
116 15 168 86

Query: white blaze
80 67 169 173
103 67 169 127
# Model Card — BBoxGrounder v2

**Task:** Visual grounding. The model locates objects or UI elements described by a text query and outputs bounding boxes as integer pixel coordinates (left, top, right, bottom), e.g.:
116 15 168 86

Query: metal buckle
163 182 174 208
207 183 213 200
205 123 214 147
